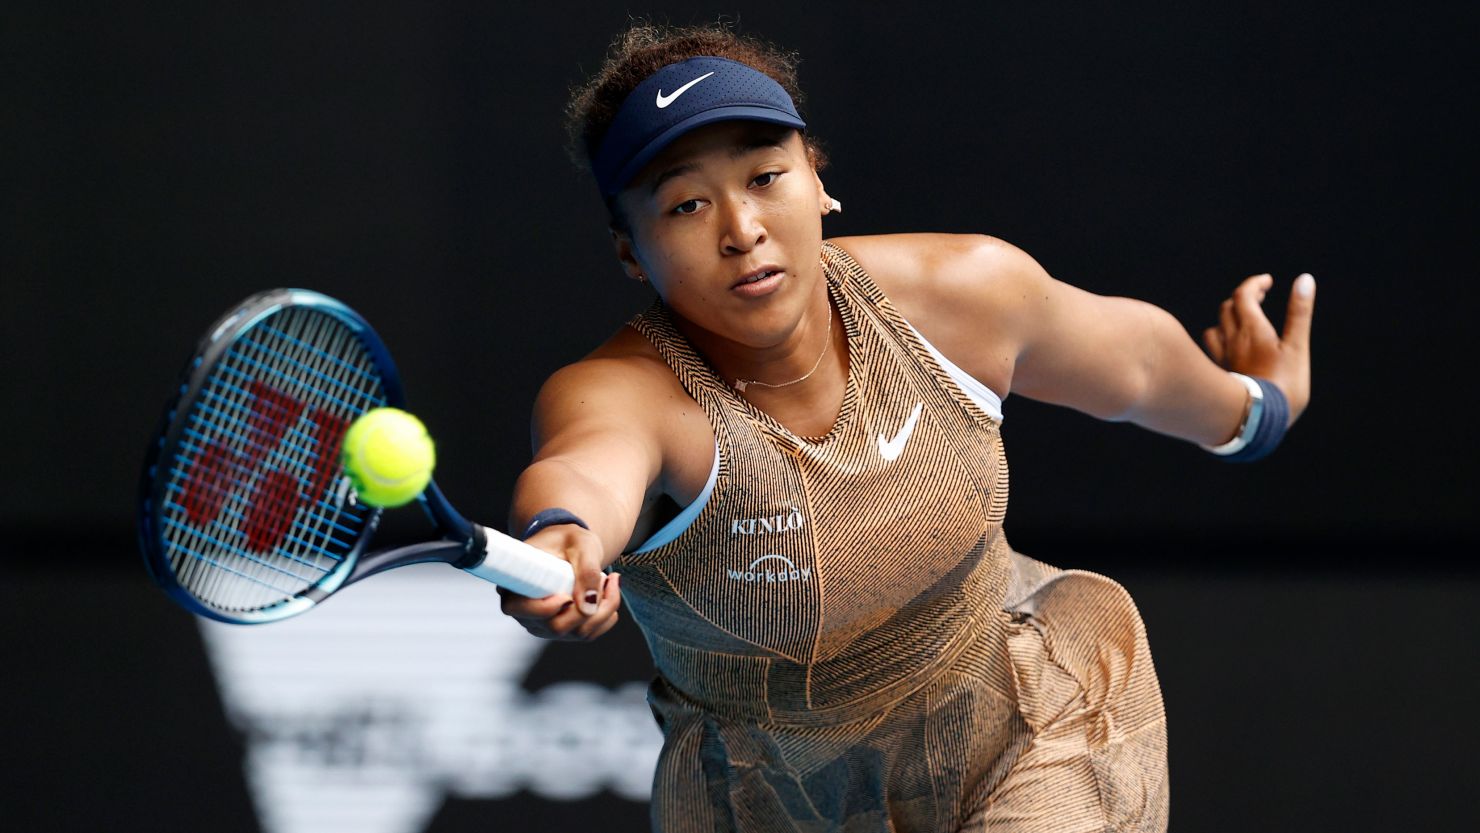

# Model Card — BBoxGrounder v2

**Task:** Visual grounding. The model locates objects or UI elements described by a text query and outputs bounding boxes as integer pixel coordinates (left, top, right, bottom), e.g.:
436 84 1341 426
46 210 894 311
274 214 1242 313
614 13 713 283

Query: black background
4 1 1476 831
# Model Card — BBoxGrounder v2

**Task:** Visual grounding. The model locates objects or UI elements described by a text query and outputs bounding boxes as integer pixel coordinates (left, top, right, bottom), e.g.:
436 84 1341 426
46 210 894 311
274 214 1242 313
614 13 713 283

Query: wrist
1202 373 1290 462
1203 372 1263 455
520 508 590 540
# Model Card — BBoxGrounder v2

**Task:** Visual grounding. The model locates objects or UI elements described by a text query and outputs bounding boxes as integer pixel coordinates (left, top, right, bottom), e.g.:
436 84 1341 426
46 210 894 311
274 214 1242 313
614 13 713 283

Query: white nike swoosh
655 72 715 108
878 402 924 462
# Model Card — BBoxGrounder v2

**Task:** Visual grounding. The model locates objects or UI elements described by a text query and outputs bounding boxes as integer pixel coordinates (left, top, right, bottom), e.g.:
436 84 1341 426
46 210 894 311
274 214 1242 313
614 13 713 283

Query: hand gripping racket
137 288 574 624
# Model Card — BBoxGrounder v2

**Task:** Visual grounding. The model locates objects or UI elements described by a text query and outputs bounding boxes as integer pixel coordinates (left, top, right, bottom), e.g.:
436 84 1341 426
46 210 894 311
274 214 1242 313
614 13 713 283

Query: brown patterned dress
614 242 1169 832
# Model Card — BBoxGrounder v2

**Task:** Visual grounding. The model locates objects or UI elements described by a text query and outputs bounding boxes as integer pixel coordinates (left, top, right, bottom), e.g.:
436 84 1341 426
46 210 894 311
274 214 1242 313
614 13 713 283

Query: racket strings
186 310 372 609
168 309 334 607
161 306 387 613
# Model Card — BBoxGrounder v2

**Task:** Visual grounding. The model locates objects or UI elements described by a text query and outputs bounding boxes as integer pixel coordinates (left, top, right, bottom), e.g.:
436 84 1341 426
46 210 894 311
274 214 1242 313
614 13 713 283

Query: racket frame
138 289 482 624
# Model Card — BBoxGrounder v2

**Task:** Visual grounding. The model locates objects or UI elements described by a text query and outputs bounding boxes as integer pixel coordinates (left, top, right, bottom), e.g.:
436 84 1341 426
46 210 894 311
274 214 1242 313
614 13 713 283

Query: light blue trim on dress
631 445 720 554
907 323 1005 421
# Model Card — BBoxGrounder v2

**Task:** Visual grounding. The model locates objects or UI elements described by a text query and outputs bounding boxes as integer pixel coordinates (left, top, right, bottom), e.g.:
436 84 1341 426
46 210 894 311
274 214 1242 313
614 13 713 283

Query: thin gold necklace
732 305 834 394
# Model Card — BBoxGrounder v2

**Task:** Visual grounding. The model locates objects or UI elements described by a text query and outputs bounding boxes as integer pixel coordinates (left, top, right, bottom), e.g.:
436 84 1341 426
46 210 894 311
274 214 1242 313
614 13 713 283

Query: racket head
138 289 406 624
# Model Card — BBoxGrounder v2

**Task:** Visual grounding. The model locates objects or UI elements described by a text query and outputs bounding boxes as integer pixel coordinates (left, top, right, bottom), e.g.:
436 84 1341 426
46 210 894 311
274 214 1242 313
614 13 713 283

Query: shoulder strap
627 300 727 402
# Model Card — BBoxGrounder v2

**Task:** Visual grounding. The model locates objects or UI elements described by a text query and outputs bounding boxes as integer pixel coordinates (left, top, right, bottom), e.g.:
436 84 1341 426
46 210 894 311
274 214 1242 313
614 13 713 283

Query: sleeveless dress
614 242 1169 832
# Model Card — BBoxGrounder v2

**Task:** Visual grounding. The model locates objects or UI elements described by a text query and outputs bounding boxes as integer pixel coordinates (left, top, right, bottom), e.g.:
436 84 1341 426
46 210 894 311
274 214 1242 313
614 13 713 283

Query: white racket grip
463 525 576 597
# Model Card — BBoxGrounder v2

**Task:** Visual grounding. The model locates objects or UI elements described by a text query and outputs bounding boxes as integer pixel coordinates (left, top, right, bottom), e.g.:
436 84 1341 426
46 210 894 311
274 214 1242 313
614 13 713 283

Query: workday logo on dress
727 554 812 584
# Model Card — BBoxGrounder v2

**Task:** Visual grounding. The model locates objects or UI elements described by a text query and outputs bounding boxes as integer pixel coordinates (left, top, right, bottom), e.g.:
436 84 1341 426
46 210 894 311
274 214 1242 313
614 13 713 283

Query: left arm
834 233 1316 447
1007 257 1317 447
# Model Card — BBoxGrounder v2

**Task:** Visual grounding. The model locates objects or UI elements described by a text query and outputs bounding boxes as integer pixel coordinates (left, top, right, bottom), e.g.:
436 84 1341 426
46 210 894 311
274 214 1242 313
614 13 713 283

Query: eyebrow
649 162 699 194
647 136 788 195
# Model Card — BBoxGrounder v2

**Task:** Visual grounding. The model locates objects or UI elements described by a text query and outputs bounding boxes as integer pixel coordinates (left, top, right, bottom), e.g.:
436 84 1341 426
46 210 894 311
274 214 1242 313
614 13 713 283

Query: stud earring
824 198 843 215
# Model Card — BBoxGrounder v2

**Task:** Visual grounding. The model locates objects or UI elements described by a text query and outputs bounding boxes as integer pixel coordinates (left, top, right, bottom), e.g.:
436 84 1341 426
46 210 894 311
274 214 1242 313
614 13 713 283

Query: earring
824 198 843 215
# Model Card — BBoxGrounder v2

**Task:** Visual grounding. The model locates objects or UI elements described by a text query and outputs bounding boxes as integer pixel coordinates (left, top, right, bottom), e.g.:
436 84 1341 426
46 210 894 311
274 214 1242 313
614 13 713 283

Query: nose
718 195 766 255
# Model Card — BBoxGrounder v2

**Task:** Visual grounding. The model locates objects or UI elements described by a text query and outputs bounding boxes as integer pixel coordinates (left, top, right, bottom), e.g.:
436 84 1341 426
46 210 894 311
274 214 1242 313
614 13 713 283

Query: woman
500 23 1314 833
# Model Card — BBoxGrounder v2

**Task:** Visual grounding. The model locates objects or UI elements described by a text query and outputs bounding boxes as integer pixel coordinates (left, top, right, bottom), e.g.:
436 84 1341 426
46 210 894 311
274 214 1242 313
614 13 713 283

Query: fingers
523 523 607 617
1202 326 1225 364
575 560 607 616
574 573 622 640
1282 273 1316 352
1218 298 1236 341
498 519 621 642
1206 272 1314 422
499 586 572 621
1210 273 1284 367
512 573 622 641
1232 273 1273 328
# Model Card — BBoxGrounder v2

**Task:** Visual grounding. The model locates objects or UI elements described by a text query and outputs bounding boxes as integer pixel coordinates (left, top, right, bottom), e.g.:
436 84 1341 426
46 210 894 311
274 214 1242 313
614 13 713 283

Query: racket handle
463 525 576 597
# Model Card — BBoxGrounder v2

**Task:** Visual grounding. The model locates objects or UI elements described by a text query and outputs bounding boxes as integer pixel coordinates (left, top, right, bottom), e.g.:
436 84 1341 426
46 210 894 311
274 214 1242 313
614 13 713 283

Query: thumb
1282 273 1316 352
523 521 605 611
571 546 607 616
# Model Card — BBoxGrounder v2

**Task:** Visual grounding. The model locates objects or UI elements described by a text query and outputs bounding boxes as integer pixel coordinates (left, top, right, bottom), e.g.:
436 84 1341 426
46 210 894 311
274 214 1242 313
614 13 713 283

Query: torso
586 233 1022 530
612 241 1015 719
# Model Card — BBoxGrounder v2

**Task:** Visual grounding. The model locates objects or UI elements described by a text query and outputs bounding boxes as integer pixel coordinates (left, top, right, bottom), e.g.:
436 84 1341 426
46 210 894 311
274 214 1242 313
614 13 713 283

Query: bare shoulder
548 325 668 386
536 326 688 431
826 233 1047 319
534 324 713 502
824 234 1049 395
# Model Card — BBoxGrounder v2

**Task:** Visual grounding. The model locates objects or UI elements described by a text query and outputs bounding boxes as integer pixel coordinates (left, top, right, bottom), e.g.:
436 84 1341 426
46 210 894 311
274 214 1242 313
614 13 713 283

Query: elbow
1096 381 1150 424
1104 301 1176 423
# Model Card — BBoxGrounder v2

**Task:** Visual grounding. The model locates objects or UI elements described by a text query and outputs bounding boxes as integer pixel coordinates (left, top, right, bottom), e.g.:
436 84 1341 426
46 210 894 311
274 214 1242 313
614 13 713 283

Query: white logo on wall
198 566 661 833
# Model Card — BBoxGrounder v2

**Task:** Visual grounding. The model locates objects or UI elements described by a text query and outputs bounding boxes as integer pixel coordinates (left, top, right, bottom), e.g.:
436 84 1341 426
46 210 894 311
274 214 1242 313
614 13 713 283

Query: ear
813 170 840 216
608 226 645 283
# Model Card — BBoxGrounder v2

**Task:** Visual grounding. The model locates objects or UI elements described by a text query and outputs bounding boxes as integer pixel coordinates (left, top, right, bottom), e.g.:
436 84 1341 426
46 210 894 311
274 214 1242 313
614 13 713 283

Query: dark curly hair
565 21 828 185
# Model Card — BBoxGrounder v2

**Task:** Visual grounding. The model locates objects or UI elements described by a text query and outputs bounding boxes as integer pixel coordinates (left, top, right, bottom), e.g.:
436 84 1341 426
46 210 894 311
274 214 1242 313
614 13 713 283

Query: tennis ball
341 407 436 508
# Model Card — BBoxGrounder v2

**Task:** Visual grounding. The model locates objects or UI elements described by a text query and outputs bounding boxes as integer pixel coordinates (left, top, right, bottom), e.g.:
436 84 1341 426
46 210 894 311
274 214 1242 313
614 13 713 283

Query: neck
678 282 840 397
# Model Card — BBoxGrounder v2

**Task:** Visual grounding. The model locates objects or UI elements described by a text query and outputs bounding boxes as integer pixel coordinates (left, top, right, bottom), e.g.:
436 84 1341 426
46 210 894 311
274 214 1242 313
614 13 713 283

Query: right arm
499 356 668 642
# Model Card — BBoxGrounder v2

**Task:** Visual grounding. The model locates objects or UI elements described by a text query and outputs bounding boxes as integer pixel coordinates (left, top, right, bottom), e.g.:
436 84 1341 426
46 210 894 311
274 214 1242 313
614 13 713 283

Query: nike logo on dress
878 402 923 462
655 72 715 108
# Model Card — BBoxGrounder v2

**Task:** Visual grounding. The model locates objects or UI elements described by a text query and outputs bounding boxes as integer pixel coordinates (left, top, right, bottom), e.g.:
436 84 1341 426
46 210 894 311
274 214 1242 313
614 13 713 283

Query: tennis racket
137 288 574 624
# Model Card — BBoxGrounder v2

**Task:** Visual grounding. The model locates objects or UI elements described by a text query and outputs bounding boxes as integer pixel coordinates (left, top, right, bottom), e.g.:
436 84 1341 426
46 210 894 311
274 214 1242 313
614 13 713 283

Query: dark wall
4 2 1477 831
7 0 1476 546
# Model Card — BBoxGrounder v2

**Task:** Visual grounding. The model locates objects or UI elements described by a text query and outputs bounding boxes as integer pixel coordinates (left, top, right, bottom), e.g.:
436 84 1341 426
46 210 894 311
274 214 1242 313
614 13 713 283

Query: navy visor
592 56 807 197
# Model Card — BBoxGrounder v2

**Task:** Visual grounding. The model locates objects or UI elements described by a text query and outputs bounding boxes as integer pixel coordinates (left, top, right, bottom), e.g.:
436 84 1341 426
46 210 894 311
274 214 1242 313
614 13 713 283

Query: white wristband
1202 372 1265 456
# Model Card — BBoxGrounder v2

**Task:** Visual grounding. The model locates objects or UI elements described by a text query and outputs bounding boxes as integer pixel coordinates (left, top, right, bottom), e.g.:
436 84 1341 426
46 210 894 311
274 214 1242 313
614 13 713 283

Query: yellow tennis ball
340 407 436 508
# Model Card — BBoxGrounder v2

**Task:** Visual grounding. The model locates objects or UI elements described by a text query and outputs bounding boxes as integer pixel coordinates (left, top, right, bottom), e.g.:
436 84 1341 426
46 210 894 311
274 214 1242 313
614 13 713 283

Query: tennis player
501 22 1314 832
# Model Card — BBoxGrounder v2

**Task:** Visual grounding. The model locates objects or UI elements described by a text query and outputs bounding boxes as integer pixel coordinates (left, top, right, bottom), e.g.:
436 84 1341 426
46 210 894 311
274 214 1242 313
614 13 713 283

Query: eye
672 198 706 216
751 171 780 188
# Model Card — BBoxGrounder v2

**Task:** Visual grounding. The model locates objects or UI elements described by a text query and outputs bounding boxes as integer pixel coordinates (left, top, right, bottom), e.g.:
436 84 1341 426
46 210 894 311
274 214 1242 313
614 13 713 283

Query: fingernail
1295 273 1315 297
582 590 599 613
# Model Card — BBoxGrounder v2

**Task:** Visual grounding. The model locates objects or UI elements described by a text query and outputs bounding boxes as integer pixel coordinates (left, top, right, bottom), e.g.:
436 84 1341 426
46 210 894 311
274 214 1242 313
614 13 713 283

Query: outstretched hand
1202 273 1316 425
498 524 622 641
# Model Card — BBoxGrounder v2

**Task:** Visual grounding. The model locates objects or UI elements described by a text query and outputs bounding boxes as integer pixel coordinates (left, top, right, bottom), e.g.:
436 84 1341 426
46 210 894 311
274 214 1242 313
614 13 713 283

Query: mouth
732 266 784 289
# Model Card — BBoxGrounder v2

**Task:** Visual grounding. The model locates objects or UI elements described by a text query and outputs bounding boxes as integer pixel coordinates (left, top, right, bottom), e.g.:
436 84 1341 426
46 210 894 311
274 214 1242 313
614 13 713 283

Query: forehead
634 122 802 187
